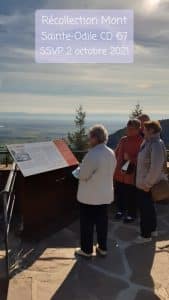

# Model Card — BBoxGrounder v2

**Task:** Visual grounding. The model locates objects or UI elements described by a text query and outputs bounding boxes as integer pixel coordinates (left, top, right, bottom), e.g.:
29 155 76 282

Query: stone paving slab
90 239 126 276
7 277 32 300
114 224 138 242
50 262 128 300
0 203 169 300
0 250 6 279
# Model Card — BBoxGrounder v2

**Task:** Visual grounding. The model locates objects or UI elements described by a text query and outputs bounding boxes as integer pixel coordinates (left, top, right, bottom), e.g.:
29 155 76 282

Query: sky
0 0 169 117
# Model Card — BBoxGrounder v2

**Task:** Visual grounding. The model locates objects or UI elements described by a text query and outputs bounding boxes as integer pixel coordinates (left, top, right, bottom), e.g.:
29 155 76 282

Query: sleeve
144 143 165 189
112 151 117 174
79 151 98 182
115 137 125 158
114 143 120 156
129 153 139 165
127 139 142 165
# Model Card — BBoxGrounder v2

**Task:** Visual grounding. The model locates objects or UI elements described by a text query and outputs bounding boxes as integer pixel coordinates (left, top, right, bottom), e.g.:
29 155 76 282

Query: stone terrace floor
0 203 169 300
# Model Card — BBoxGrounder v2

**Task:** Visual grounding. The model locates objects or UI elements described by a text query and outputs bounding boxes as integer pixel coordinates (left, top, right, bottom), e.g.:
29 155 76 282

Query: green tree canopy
130 103 143 119
67 105 88 153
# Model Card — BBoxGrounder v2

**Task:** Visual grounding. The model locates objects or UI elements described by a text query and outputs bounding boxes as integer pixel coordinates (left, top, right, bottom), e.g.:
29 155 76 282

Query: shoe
75 248 93 258
115 212 123 220
135 236 152 244
123 216 135 223
96 246 107 257
151 231 158 238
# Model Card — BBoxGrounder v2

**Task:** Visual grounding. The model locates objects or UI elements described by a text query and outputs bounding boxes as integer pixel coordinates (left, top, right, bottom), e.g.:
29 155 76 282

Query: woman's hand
124 153 130 161
142 186 150 192
139 182 150 192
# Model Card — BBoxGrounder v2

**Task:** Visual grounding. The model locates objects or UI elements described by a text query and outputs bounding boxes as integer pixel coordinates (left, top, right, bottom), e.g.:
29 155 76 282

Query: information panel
7 141 78 177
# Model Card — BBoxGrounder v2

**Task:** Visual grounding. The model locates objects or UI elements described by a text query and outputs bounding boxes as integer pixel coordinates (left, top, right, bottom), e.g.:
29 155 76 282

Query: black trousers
115 181 137 218
137 189 157 238
79 203 108 254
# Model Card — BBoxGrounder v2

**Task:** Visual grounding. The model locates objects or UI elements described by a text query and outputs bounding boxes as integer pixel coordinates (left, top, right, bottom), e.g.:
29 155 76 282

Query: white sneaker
75 248 93 258
135 236 152 244
151 231 158 238
96 246 107 257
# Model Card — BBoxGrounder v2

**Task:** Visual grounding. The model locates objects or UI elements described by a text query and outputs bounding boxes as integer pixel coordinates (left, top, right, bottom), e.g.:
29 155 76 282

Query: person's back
78 143 116 205
75 124 116 258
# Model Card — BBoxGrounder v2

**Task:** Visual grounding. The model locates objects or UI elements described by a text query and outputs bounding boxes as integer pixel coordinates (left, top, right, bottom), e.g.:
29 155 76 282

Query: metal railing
167 150 169 161
0 150 13 167
0 163 17 278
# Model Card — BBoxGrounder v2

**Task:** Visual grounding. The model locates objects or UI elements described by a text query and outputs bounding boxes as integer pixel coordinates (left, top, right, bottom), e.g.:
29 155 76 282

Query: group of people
75 115 168 258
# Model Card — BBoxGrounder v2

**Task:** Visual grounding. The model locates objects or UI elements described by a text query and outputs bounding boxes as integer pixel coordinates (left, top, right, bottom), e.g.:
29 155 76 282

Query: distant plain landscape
0 112 128 145
0 112 169 148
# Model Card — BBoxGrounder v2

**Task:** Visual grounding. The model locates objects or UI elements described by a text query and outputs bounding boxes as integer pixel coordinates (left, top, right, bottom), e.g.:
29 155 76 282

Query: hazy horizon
0 111 169 120
0 110 169 146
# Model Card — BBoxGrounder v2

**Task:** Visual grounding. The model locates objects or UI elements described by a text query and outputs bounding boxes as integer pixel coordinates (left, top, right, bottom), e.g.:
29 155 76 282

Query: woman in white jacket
75 125 117 258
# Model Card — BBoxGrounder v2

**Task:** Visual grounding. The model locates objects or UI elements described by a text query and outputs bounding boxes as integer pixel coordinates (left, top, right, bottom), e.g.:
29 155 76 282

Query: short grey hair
89 124 108 144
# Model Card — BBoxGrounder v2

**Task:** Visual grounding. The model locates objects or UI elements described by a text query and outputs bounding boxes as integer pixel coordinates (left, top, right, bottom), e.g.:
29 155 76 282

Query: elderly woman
138 114 150 138
75 125 116 258
114 119 143 222
136 121 168 243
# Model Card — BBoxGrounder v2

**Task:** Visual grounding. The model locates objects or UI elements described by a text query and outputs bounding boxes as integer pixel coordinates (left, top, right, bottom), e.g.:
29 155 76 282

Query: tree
67 105 88 155
130 103 143 119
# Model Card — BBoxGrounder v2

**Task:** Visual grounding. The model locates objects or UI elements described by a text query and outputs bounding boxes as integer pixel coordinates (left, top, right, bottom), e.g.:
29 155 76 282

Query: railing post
0 149 12 167
3 191 10 278
5 154 8 168
0 163 17 278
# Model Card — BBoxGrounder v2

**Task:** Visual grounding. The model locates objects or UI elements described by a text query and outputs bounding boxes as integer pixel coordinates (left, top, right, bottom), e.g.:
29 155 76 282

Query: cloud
0 92 169 116
0 1 44 15
136 83 153 90
0 0 169 115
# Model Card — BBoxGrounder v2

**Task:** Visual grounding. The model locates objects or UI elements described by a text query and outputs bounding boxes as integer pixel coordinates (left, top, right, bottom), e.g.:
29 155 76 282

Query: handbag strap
161 142 168 174
148 140 168 174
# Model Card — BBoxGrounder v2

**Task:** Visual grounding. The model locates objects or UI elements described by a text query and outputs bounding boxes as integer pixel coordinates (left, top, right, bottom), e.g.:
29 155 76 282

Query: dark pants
137 189 157 238
115 181 137 218
79 203 108 254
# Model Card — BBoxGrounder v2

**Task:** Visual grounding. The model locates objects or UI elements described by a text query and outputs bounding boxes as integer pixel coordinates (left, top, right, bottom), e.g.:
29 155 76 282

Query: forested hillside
108 119 169 149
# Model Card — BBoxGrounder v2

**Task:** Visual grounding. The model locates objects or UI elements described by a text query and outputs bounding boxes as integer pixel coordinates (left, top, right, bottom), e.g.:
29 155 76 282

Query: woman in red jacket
114 119 143 223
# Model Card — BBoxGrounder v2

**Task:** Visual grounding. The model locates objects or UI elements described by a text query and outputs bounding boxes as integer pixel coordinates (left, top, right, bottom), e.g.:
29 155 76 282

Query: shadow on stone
0 279 9 300
135 289 163 300
50 260 128 300
6 226 79 278
126 241 157 287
